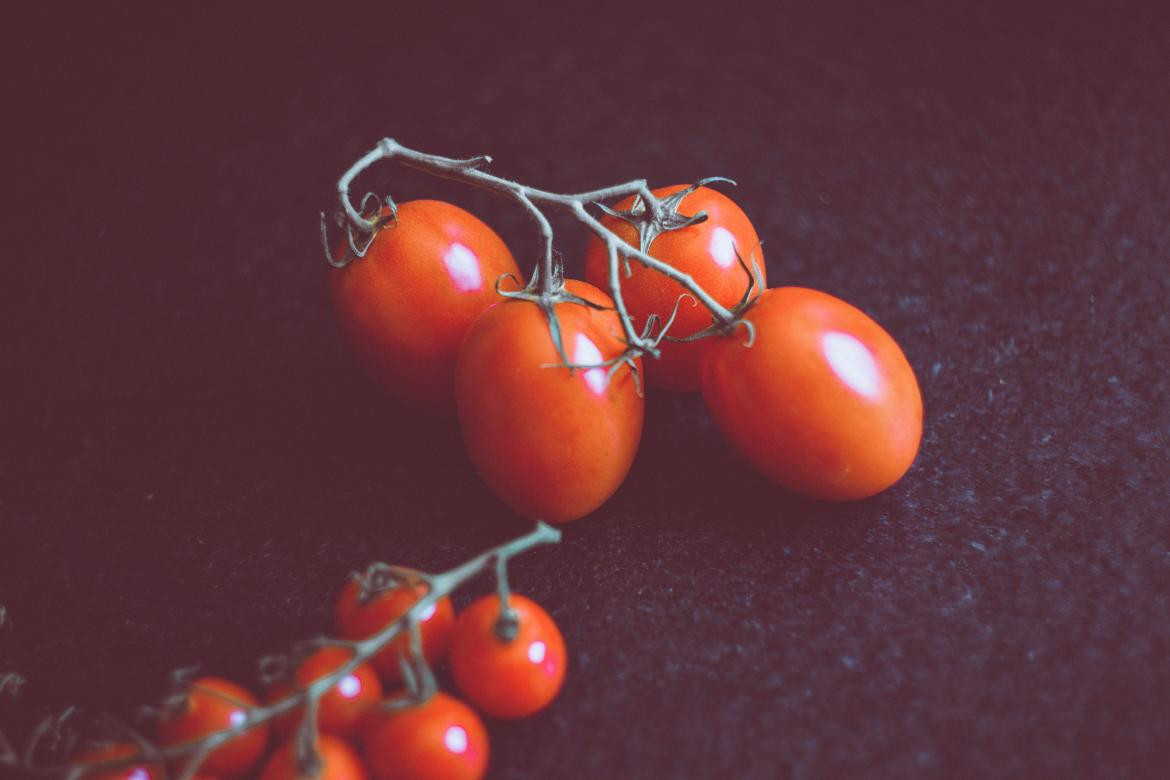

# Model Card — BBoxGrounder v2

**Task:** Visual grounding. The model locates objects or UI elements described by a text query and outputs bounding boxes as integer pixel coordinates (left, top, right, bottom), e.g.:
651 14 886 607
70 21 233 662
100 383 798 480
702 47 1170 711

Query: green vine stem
0 523 561 780
319 139 740 365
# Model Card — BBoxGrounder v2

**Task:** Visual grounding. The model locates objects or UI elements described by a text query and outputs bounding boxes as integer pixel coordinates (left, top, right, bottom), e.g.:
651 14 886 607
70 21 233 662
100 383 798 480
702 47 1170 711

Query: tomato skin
334 578 455 686
455 279 644 522
73 743 160 780
267 648 383 742
331 200 520 414
584 185 764 393
155 677 269 779
701 287 922 500
363 693 488 780
449 594 566 719
258 735 367 780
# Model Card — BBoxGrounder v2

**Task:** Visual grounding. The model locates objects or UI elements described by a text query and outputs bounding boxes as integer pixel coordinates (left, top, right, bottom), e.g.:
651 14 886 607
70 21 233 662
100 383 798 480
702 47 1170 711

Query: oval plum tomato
266 648 382 741
449 594 566 719
155 677 268 779
363 693 488 780
259 735 367 780
334 578 455 686
331 200 520 413
455 279 644 522
584 184 764 393
701 287 922 500
73 742 160 780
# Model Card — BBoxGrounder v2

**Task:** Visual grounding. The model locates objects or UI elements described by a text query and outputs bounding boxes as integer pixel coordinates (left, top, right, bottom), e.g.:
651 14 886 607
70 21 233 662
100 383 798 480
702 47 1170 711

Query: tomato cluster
75 573 564 780
331 185 921 515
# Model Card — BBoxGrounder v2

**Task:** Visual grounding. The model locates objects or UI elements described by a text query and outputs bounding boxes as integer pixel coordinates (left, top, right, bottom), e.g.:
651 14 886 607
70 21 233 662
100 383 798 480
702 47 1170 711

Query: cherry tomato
449 594 566 719
334 578 455 686
455 279 644 522
701 287 922 500
266 647 383 741
155 677 268 779
73 742 160 780
259 735 367 780
331 200 520 413
584 184 764 393
363 693 488 780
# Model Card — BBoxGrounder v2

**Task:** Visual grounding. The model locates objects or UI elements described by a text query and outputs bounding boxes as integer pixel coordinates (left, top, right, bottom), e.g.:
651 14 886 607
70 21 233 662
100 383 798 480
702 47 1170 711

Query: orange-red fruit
266 647 382 741
455 279 644 522
155 677 268 779
449 594 567 719
334 578 455 685
331 200 520 413
584 184 764 393
73 743 161 780
259 735 367 780
363 693 488 780
701 287 922 500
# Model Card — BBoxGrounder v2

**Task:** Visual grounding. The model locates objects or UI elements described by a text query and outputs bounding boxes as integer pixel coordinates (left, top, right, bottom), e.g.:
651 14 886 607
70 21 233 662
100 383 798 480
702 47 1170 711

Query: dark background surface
3 3 1170 777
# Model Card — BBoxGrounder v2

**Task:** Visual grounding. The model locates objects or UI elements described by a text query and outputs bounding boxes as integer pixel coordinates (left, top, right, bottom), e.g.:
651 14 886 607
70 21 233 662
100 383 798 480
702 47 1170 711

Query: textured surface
3 4 1170 778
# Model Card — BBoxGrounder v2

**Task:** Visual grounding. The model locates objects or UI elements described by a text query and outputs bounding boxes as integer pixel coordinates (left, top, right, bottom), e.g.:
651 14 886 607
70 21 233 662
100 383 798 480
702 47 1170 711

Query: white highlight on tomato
229 710 247 727
128 770 151 780
338 674 361 698
822 331 880 398
419 602 437 621
443 242 483 292
573 332 608 395
527 640 547 664
444 725 469 754
708 226 738 268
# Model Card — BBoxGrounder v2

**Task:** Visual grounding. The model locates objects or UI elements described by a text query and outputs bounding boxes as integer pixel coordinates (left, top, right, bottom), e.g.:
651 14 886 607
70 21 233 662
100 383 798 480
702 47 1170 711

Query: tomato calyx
661 242 765 348
595 176 735 257
320 191 399 269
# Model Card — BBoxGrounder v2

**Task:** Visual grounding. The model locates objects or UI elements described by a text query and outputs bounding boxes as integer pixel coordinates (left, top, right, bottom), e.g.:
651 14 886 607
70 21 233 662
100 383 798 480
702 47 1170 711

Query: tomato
258 735 367 780
584 184 764 393
334 578 455 686
155 677 268 779
266 647 382 741
701 287 922 500
455 279 644 522
449 594 566 719
331 200 520 413
363 693 488 780
73 743 160 780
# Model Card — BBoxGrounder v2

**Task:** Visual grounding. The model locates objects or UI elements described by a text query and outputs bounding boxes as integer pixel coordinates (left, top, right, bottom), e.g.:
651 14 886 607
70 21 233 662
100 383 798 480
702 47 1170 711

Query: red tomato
155 677 268 779
584 184 764 393
258 735 367 780
449 594 566 719
73 743 160 780
455 279 644 522
363 693 488 780
331 200 520 413
701 287 922 500
266 648 382 741
334 578 455 686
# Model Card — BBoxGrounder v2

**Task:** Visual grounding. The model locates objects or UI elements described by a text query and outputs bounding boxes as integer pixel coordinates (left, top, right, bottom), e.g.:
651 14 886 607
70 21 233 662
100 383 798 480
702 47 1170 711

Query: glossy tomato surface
73 742 160 780
363 693 488 780
267 647 382 741
155 677 268 779
334 578 455 685
701 287 922 500
331 200 520 413
259 735 367 780
584 185 764 392
449 594 567 719
455 279 644 522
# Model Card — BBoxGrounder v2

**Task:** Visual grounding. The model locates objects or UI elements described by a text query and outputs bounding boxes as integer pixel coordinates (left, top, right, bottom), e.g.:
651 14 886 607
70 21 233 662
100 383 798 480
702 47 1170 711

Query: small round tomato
267 647 382 741
155 677 268 779
701 287 922 500
259 735 367 780
455 279 644 522
331 200 520 413
449 594 566 719
334 578 455 686
584 184 764 393
73 742 160 780
363 693 488 780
